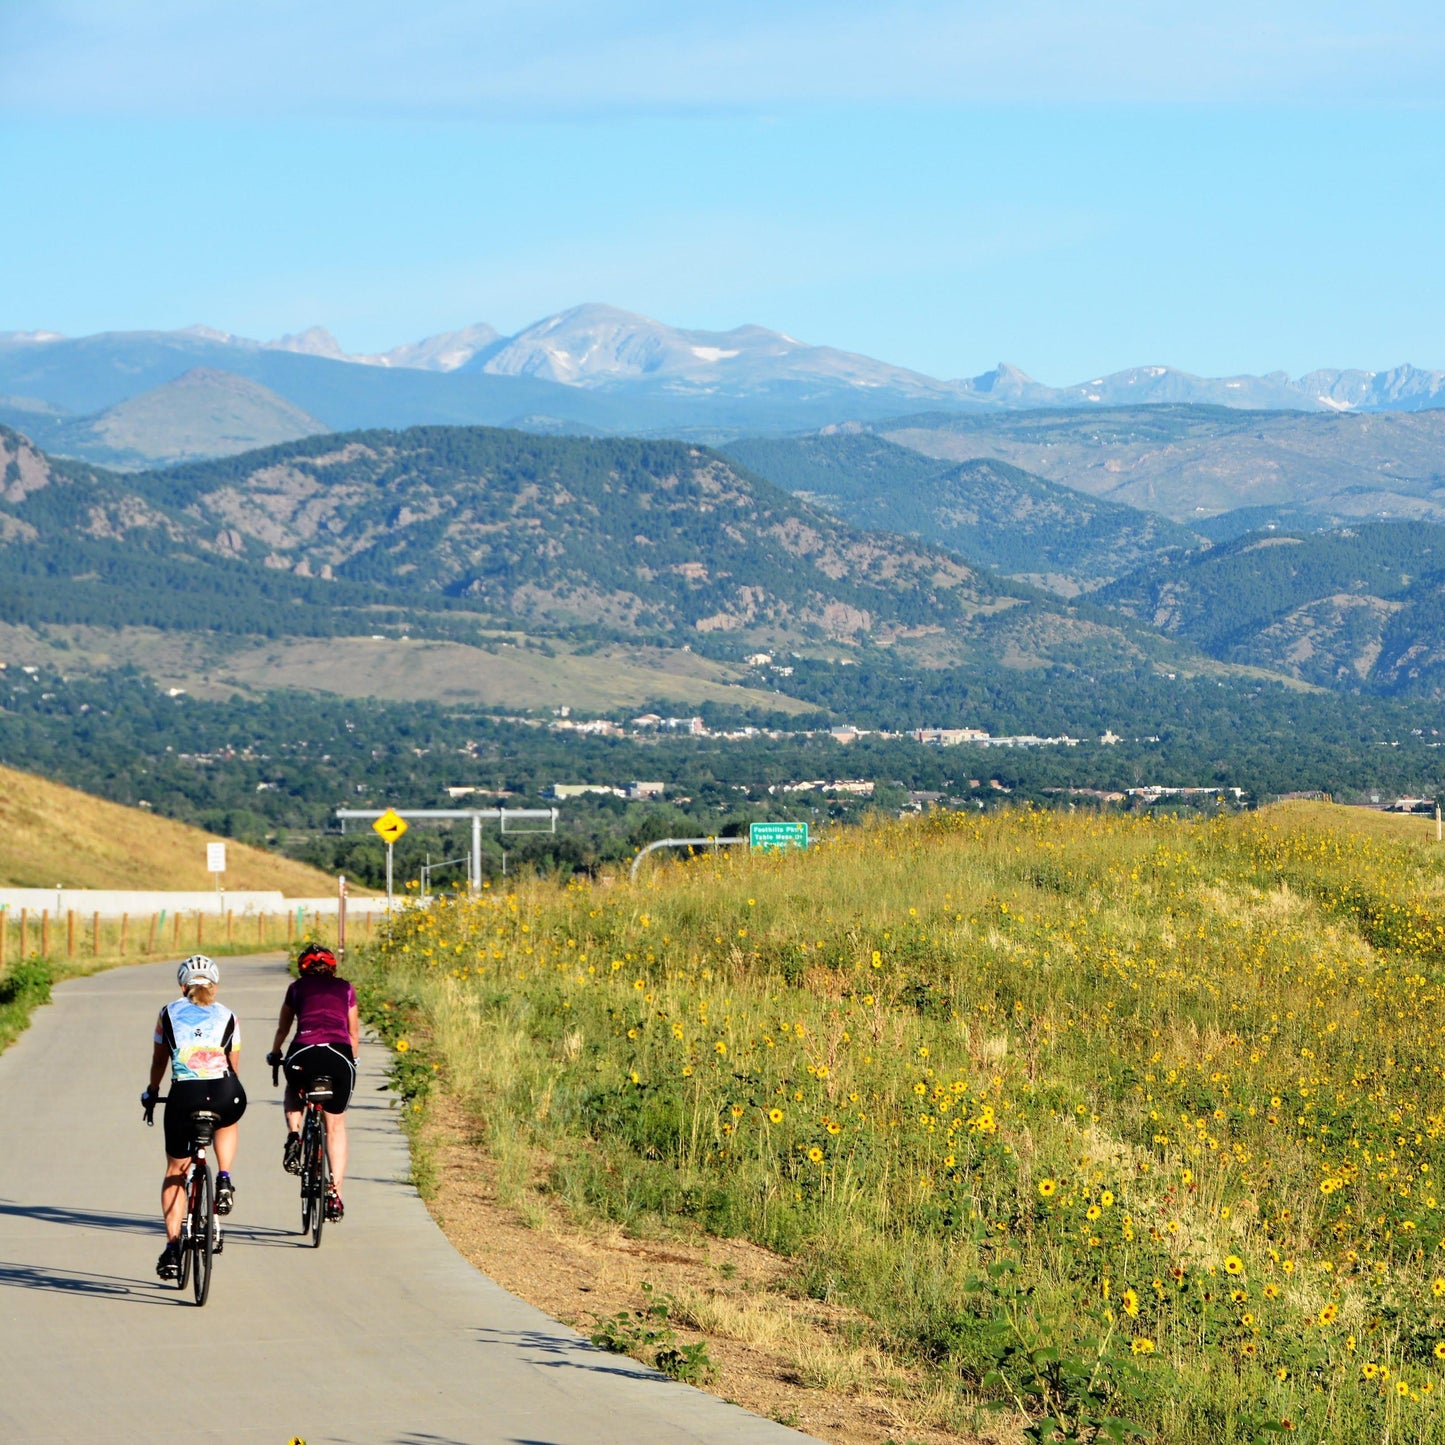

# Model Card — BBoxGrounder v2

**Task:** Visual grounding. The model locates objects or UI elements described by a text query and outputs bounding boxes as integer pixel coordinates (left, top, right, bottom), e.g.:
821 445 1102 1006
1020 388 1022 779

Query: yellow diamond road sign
372 808 408 844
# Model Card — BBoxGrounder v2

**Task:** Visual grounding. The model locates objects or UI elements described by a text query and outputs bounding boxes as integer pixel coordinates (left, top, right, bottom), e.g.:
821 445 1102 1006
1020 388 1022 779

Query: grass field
0 762 340 891
0 622 813 712
360 803 1445 1443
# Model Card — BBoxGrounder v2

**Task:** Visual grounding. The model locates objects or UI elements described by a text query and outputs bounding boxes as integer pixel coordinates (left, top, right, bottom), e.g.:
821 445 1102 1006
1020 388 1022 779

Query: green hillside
726 431 1199 589
1 420 1243 700
1095 522 1445 694
0 422 1020 648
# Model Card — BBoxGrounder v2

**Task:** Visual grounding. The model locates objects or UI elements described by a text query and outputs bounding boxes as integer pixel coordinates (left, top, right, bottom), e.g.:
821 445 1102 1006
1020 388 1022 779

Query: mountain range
880 406 1445 528
3 304 1445 470
724 432 1200 591
8 416 1445 702
0 420 1234 695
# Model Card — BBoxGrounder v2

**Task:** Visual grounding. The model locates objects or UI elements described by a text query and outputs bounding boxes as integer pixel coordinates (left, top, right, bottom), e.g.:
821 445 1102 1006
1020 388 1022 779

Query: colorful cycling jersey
156 998 239 1081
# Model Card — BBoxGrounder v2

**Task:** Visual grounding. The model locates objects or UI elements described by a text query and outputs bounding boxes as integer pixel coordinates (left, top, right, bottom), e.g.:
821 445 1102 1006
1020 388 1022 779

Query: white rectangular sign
206 843 227 874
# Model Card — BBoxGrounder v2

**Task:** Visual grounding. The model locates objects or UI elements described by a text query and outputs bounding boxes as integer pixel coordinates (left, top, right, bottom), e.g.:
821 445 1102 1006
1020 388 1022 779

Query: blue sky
1 1 1443 383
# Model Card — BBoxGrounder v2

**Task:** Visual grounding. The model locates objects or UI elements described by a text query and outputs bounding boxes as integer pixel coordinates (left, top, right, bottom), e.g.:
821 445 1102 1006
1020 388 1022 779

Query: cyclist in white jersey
140 955 246 1280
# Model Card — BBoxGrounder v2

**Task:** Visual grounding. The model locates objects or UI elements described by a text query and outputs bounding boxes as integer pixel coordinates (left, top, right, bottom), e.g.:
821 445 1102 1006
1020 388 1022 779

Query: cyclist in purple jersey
266 944 359 1221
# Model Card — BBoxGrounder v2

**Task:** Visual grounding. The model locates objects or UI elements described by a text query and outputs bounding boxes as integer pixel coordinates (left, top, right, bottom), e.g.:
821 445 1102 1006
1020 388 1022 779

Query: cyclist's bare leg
323 1111 349 1192
284 1082 303 1136
214 1121 239 1175
162 1157 189 1240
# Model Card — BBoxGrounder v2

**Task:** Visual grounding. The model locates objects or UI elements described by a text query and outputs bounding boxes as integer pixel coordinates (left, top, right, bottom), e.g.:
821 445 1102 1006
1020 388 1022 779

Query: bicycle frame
146 1098 219 1306
272 1058 334 1247
300 1082 333 1247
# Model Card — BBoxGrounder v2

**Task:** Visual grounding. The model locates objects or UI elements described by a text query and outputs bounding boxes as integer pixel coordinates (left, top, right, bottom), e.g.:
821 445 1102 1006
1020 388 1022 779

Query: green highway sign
749 821 809 852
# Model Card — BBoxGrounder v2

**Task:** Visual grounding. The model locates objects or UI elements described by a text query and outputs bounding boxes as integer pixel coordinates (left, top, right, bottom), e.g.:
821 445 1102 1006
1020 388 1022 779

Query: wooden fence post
120 913 129 957
172 912 181 949
257 913 264 947
286 910 294 945
92 912 100 957
67 910 76 958
41 910 50 958
0 910 7 968
19 907 29 960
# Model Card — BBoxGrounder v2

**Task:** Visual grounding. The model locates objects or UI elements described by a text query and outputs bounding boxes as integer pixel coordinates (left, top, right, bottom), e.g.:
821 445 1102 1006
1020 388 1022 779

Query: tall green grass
358 808 1445 1442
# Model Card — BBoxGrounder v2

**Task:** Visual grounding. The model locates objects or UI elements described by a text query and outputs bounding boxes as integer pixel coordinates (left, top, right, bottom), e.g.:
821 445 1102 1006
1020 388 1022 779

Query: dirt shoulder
419 1090 993 1445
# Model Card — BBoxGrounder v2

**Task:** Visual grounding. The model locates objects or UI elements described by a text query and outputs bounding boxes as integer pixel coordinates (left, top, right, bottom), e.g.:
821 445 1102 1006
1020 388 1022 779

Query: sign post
748 820 809 852
337 874 347 959
372 809 408 905
206 842 226 894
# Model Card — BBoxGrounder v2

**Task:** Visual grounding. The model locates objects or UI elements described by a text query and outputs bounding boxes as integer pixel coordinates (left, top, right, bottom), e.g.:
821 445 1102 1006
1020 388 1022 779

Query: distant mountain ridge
11 368 328 469
5 305 1444 417
1094 523 1445 697
724 432 1200 591
881 406 1445 527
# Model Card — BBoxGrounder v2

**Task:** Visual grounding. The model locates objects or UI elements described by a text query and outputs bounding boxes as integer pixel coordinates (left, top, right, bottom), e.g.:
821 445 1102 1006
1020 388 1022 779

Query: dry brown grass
1263 797 1443 844
0 762 340 892
419 1092 988 1445
0 622 812 712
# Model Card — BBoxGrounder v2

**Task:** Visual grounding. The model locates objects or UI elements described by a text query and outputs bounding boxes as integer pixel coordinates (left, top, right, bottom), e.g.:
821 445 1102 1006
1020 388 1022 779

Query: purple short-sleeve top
285 974 357 1048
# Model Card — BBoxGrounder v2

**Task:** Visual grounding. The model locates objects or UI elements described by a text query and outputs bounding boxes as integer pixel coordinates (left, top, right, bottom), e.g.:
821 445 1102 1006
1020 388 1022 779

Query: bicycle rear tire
192 1163 214 1306
309 1116 327 1248
177 1221 191 1292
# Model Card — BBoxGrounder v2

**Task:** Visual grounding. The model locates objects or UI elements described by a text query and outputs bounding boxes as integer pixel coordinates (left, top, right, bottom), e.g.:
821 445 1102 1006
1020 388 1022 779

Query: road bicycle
273 1057 334 1247
143 1096 222 1305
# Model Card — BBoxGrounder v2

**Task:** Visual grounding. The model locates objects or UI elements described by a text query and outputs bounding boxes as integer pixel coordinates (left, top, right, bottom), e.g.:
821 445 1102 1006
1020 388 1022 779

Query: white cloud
2 0 1442 116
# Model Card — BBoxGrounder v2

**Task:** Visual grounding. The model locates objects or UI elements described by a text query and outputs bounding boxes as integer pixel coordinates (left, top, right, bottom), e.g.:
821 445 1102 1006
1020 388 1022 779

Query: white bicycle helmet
177 954 220 989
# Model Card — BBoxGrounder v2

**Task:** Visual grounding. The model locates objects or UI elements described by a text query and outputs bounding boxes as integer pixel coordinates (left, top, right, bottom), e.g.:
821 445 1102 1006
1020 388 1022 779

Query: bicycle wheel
177 1166 193 1291
309 1116 327 1248
177 1219 191 1292
299 1113 318 1235
191 1162 214 1306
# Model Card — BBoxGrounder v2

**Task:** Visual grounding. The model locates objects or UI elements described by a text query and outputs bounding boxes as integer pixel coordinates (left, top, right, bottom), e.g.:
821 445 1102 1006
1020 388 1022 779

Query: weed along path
0 955 821 1445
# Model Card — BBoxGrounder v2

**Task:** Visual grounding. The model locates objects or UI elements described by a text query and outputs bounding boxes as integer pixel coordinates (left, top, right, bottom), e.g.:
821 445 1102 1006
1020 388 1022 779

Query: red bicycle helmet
297 943 337 974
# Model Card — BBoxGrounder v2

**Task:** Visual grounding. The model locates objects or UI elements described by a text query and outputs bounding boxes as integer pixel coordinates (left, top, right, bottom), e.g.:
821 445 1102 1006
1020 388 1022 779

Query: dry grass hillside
0 763 339 893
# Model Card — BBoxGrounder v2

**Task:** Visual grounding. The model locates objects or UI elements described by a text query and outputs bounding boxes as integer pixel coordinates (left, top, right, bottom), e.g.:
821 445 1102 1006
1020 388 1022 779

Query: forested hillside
1 422 1243 695
1096 523 1445 694
726 431 1199 589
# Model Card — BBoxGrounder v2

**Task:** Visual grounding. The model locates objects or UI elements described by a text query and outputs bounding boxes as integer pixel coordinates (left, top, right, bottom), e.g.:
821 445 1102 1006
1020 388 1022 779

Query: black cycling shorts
284 1042 356 1115
163 1076 247 1160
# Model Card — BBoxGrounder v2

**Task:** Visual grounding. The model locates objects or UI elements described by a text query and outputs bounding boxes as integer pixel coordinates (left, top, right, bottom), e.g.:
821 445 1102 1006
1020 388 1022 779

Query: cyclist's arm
347 1001 360 1053
147 1010 168 1094
270 1001 295 1059
224 1011 241 1076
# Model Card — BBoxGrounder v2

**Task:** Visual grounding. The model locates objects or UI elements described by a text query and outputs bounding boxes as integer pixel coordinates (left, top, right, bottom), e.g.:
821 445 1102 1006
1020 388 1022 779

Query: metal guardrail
629 836 747 883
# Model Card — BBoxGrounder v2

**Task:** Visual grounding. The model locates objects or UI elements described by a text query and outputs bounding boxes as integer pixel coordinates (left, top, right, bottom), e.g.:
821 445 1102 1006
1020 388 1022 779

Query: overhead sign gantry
336 807 559 898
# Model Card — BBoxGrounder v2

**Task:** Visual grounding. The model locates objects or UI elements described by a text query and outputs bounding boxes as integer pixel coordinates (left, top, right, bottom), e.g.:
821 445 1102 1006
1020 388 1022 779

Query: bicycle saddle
189 1109 222 1144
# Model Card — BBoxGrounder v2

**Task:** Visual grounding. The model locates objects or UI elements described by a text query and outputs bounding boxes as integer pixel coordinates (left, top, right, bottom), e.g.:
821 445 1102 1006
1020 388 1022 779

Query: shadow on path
0 1258 174 1304
0 1200 157 1235
473 1326 665 1382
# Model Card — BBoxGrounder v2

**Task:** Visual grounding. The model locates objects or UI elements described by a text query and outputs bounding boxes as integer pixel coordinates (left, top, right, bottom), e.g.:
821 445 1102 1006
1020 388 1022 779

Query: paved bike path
0 955 820 1444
